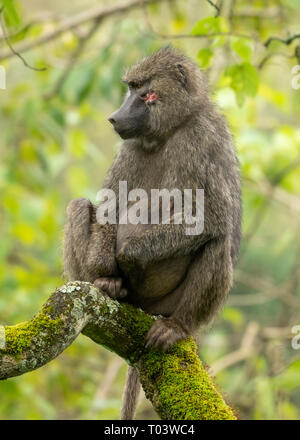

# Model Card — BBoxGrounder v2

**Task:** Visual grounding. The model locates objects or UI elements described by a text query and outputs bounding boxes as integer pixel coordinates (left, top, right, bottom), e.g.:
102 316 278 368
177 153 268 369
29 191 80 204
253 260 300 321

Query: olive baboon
63 47 241 419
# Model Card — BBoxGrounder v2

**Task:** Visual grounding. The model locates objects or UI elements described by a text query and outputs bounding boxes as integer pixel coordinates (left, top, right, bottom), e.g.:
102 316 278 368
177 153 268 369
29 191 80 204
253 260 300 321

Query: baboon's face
108 49 204 142
108 73 190 141
108 81 153 139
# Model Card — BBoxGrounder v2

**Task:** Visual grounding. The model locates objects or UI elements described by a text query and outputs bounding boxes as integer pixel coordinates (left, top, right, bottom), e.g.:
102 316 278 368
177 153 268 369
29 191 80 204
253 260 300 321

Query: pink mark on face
143 92 158 103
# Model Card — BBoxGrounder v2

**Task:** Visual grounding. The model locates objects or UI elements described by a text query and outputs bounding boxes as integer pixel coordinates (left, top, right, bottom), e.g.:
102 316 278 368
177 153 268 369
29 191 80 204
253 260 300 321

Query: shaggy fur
63 47 242 419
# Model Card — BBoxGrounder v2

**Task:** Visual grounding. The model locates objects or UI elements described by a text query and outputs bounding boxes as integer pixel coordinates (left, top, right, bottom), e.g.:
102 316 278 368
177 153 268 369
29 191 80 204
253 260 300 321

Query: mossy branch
0 281 236 420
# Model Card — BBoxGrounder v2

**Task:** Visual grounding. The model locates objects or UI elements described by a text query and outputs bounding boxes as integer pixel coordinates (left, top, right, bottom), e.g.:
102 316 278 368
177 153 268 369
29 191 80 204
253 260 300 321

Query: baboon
63 47 241 420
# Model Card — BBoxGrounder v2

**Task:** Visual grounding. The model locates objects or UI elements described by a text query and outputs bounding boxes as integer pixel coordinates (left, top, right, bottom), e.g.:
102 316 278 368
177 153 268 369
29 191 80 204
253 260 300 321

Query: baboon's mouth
115 128 138 140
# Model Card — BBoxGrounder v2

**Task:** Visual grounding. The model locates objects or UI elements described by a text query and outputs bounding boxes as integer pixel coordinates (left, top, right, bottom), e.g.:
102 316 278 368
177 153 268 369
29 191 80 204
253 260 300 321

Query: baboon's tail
121 366 141 420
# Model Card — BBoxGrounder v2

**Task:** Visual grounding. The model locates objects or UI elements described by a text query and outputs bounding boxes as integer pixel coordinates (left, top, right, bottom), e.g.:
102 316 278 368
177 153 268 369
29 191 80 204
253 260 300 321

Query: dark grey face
108 82 151 139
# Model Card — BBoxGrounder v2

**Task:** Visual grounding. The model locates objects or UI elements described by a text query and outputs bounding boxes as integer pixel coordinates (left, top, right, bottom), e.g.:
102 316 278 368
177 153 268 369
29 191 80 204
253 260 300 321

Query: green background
0 0 300 419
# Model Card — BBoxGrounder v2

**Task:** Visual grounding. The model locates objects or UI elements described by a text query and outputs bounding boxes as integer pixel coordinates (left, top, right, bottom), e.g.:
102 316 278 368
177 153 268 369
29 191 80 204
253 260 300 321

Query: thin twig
0 12 60 41
141 0 252 42
229 0 236 31
264 32 300 48
0 0 170 62
206 0 220 17
210 322 260 375
230 269 300 308
157 31 253 40
0 7 46 71
89 357 123 413
258 51 294 70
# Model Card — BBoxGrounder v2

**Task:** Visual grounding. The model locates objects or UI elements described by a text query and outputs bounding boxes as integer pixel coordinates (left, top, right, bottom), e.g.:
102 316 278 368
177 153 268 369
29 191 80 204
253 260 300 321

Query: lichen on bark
0 281 236 420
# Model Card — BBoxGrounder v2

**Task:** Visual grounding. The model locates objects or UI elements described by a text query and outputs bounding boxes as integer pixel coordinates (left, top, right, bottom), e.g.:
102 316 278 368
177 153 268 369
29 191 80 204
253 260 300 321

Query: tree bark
0 281 236 420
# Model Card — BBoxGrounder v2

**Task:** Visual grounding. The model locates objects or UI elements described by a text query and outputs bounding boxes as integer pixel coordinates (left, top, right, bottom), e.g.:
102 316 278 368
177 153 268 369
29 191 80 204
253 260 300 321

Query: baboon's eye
141 92 158 104
128 80 141 89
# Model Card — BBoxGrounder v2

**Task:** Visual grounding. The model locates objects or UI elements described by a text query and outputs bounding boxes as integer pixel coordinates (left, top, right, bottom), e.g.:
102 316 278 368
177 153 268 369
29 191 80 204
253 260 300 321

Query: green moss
119 302 155 339
2 306 63 356
140 339 236 420
113 302 155 364
83 300 155 365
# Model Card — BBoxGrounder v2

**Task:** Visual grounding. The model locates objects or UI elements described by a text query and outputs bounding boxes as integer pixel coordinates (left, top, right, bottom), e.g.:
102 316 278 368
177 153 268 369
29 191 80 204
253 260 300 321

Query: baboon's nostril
108 117 116 125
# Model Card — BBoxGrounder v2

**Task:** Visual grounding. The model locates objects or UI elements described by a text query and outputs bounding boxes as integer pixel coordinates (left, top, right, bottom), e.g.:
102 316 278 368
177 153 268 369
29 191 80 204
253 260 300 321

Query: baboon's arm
63 198 118 283
117 221 211 269
117 187 230 268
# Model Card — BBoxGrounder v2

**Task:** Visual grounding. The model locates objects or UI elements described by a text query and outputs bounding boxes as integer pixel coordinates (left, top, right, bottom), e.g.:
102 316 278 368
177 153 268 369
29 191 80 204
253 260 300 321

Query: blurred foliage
0 0 300 420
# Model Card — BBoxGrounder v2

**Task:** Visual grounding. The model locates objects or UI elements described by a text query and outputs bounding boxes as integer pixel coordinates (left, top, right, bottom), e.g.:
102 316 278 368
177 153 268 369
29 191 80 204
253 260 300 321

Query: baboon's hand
145 318 188 351
94 277 127 299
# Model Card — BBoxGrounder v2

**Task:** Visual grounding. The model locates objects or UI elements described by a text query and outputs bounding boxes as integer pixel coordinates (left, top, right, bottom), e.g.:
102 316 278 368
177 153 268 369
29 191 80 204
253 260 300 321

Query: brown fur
63 47 241 419
121 367 140 420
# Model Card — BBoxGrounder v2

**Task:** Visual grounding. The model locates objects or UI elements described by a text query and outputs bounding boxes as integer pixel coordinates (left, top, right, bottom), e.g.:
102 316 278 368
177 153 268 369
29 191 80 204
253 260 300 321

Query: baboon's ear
175 63 188 87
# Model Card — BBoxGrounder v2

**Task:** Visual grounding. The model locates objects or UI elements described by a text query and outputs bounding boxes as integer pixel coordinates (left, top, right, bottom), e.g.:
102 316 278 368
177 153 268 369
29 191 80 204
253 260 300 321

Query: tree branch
0 281 236 420
44 17 103 99
210 322 260 375
264 32 300 48
0 0 171 62
0 7 46 71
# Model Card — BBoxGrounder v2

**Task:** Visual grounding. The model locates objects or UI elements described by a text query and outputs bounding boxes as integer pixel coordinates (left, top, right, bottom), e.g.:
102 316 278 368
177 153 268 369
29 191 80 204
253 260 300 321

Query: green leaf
222 307 244 328
67 167 89 194
68 128 87 158
278 401 299 420
1 0 21 27
225 62 259 106
197 48 213 68
12 223 35 245
231 37 254 61
191 17 222 35
273 360 300 391
75 65 97 104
